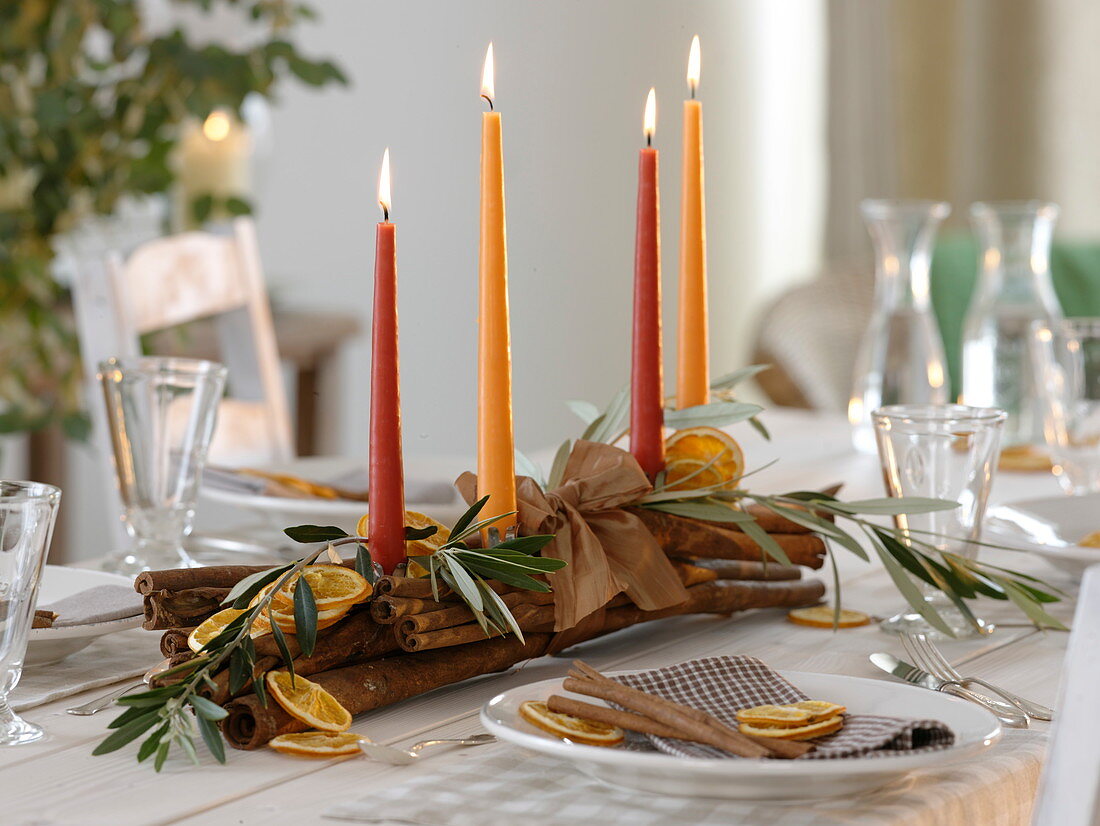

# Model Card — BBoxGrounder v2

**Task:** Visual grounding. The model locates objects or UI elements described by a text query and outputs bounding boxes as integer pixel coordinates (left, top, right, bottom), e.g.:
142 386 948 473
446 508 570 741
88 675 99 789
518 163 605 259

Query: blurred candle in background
630 89 665 479
477 43 518 537
368 149 407 573
677 35 710 409
176 109 252 227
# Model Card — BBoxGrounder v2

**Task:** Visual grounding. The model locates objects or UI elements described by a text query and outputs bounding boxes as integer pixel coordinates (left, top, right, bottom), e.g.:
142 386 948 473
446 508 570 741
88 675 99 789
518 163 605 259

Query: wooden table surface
4 410 1069 826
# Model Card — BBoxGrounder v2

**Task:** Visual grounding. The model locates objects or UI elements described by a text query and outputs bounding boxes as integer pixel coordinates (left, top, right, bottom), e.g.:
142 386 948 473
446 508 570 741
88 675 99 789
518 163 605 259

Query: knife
870 653 1028 728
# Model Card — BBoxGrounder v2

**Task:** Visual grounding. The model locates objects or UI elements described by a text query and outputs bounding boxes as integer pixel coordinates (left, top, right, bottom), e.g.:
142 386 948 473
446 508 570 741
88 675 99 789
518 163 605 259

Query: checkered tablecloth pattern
613 656 954 759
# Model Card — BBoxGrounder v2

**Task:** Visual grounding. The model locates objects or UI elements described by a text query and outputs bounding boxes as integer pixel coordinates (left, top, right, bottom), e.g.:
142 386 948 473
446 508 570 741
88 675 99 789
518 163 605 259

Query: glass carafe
961 201 1061 447
850 200 951 452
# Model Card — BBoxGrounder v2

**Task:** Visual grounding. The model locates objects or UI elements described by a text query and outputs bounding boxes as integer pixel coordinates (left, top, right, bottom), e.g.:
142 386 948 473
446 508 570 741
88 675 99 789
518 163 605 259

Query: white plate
27 566 142 668
985 494 1100 577
200 455 470 534
481 670 1001 801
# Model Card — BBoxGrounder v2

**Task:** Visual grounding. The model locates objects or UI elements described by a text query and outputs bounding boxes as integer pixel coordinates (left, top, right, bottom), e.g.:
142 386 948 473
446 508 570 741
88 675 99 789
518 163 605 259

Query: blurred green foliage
0 0 345 437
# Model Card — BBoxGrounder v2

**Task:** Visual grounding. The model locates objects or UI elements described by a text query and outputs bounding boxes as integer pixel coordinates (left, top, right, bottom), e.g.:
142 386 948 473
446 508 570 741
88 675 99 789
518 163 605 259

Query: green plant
0 0 346 436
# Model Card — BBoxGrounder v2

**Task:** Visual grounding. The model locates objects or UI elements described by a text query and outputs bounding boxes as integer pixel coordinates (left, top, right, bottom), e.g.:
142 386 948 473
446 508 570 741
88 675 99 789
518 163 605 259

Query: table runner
324 733 1046 826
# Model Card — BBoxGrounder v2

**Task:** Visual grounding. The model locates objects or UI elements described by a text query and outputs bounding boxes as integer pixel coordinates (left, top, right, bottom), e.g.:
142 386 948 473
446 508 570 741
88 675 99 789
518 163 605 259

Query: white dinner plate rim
986 493 1100 562
480 669 1001 776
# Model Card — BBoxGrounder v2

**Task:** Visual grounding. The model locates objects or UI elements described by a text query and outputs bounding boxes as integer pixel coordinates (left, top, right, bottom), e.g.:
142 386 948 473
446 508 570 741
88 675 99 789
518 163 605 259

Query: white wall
255 0 826 460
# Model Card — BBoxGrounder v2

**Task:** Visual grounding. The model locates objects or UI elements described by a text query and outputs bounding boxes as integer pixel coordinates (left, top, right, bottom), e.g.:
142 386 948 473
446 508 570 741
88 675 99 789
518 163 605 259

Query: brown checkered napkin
612 656 955 760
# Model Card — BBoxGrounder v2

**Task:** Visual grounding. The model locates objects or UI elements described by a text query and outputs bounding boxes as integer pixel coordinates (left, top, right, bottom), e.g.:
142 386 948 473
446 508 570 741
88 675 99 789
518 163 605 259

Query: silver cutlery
869 652 1030 728
904 632 1054 722
66 658 171 716
358 733 496 765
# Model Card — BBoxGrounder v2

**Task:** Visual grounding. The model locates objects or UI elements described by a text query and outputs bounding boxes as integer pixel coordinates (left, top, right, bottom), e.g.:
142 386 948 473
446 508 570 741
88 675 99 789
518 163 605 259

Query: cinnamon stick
678 558 802 582
399 604 556 652
159 627 196 658
629 507 827 569
32 609 57 629
134 559 357 596
397 590 557 635
142 587 231 630
546 694 694 740
561 676 773 758
222 633 552 749
375 576 523 600
370 595 453 624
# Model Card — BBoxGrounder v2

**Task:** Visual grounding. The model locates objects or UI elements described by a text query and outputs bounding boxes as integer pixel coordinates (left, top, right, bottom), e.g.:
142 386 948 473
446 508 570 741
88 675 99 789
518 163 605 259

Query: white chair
72 217 294 546
1031 563 1100 825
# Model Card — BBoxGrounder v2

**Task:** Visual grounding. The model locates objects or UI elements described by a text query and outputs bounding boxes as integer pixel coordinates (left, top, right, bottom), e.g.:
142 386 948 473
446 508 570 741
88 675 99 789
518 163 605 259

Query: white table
2 410 1070 826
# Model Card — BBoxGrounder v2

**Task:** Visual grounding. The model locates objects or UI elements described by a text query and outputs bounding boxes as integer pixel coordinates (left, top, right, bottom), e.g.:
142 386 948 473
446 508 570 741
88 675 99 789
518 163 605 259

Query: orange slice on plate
519 700 624 747
1078 531 1100 548
787 605 871 629
663 427 745 491
269 731 362 758
735 705 814 728
740 716 844 741
789 700 846 721
266 671 352 732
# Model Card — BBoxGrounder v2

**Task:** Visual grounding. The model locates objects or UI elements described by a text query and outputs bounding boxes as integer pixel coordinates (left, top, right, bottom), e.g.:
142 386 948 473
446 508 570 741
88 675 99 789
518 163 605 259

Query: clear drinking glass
961 201 1061 448
1031 319 1100 494
0 482 61 745
850 200 951 453
873 404 1006 639
98 357 227 574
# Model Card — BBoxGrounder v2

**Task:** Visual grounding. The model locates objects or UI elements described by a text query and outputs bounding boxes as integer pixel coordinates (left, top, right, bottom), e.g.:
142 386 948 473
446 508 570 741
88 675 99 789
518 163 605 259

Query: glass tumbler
1031 319 1100 494
873 404 1006 639
98 357 227 574
0 482 61 745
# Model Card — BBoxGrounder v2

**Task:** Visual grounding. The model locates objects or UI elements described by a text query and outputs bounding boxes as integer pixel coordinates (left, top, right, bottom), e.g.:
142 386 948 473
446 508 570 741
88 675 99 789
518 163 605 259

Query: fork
66 659 171 716
903 633 1054 721
358 733 496 765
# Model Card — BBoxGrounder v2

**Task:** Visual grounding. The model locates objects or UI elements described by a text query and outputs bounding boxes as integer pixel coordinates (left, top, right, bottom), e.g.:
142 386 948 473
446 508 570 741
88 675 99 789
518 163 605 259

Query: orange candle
676 35 710 409
477 43 517 536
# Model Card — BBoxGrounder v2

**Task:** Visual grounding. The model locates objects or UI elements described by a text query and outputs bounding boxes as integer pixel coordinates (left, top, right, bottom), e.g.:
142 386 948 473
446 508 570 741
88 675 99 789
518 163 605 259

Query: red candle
368 149 406 573
630 88 665 479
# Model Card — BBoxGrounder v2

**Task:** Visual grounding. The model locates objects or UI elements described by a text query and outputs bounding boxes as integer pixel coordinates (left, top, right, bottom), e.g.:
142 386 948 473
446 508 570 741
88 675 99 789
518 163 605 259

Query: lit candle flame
203 110 231 142
481 43 495 104
643 88 656 141
378 148 391 220
687 35 701 94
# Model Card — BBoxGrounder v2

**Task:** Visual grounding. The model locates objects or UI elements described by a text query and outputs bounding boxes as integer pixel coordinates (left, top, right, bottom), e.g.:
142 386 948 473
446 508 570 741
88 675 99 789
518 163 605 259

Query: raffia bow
455 439 689 633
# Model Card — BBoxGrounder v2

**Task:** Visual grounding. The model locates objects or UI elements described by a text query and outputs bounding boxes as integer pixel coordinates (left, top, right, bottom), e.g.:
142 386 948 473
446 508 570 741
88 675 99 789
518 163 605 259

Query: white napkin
13 629 161 712
40 585 143 627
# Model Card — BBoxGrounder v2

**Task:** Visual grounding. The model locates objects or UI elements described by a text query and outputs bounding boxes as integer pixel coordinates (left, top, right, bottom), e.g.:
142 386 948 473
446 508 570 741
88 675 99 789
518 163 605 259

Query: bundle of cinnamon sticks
548 661 811 758
135 505 831 752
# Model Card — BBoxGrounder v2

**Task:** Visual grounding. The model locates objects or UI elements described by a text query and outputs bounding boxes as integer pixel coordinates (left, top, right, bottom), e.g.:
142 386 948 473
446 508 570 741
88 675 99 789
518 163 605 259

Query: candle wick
481 94 494 111
690 84 696 100
382 204 390 222
646 134 652 148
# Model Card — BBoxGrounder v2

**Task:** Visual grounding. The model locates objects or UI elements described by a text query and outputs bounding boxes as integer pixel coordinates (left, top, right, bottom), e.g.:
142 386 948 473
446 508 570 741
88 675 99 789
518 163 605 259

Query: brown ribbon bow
455 439 689 633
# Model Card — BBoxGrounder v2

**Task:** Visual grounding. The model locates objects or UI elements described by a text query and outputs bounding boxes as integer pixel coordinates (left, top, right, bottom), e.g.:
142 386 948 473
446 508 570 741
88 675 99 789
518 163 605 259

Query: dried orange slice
188 607 272 652
268 604 351 635
269 731 362 758
789 700 846 721
735 705 814 728
519 700 624 747
270 565 372 611
787 605 871 629
1079 531 1100 548
663 427 744 491
266 671 352 732
359 510 451 578
740 716 844 741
